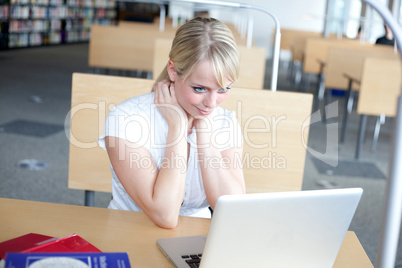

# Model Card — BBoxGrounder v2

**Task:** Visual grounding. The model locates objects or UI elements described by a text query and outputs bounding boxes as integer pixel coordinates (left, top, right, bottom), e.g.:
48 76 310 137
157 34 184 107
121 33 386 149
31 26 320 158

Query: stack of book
0 233 131 268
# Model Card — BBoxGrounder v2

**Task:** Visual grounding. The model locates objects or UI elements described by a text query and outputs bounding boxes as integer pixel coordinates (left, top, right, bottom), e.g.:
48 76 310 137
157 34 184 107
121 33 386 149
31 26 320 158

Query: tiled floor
0 43 401 266
0 119 65 138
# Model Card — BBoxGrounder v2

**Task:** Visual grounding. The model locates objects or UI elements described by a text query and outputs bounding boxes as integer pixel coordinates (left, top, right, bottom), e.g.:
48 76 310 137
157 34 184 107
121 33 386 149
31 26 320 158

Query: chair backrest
220 88 313 193
357 57 401 117
235 46 266 89
278 28 321 51
118 18 178 34
325 45 398 90
277 28 321 62
303 37 373 74
68 73 154 192
223 22 250 46
68 73 313 194
152 38 172 80
117 18 249 47
152 38 266 89
290 34 340 62
89 21 249 73
88 24 175 72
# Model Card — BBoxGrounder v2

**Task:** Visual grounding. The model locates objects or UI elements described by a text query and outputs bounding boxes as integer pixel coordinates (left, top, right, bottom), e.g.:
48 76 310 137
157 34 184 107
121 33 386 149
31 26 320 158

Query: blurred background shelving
0 0 117 49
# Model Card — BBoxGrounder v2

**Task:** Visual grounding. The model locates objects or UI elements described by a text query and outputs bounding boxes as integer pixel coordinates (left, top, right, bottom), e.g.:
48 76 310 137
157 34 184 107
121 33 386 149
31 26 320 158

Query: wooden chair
68 73 154 205
235 45 266 89
325 45 396 91
118 18 178 34
89 21 249 75
220 88 313 193
355 57 401 159
279 28 321 51
152 38 266 89
152 38 172 80
117 18 248 46
88 24 175 73
68 73 313 205
302 38 371 96
287 34 338 91
303 37 367 74
324 45 398 143
278 28 321 63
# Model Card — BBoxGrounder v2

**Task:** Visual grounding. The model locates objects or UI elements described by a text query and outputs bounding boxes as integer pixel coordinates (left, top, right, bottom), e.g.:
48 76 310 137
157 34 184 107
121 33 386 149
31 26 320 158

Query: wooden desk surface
0 198 373 267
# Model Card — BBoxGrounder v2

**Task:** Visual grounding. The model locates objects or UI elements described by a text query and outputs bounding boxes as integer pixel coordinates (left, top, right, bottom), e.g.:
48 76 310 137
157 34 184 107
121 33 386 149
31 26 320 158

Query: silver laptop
157 188 363 268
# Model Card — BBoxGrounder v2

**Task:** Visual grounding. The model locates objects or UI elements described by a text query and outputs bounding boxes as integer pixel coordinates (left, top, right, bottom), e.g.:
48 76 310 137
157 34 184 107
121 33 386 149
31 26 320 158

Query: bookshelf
0 0 117 49
117 2 162 23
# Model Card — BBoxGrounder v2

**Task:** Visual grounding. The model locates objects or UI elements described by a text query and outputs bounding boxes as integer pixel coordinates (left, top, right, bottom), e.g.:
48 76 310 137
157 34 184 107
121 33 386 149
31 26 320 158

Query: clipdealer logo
64 99 339 168
302 101 339 167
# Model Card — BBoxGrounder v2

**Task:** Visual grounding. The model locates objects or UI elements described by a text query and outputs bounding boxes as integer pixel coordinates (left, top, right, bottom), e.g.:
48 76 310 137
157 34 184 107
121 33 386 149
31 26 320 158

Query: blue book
4 252 131 268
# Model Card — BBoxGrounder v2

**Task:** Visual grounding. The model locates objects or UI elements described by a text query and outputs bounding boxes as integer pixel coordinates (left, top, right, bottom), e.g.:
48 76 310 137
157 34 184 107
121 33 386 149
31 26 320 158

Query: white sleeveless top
98 92 242 218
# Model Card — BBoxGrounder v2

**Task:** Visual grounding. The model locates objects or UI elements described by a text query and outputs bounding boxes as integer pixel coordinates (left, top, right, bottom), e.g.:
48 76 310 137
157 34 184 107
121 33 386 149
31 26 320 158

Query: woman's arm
105 82 188 229
195 118 246 209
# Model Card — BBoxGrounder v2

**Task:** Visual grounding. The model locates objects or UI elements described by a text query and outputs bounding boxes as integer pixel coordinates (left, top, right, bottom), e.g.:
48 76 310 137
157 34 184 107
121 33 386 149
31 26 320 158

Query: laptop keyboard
182 254 202 267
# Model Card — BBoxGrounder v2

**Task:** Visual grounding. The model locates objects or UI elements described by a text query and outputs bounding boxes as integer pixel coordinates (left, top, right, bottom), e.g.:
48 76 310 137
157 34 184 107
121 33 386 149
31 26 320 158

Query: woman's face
171 60 233 119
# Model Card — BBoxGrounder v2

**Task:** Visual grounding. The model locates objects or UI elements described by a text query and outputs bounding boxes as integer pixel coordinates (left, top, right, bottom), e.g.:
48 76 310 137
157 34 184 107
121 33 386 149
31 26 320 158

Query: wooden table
0 198 373 267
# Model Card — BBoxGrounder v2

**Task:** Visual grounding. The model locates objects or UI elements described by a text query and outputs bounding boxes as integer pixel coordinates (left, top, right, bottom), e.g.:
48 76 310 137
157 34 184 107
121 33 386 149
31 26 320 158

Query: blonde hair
154 17 240 88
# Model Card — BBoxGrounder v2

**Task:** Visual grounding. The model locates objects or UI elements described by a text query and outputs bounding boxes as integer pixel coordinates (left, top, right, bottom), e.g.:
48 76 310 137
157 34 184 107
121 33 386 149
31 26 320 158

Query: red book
0 233 101 260
0 233 55 260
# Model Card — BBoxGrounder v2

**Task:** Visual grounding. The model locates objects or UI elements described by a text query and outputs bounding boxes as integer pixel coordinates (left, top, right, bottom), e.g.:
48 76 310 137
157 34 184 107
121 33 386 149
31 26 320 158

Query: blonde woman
98 17 245 229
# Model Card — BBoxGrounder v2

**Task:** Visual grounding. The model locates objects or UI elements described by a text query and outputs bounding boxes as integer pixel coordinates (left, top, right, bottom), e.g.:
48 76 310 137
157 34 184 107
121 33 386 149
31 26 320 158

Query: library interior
0 0 402 267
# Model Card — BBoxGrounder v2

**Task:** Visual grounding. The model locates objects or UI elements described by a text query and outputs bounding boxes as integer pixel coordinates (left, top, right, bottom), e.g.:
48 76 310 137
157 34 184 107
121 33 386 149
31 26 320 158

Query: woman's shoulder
119 92 154 107
111 92 154 115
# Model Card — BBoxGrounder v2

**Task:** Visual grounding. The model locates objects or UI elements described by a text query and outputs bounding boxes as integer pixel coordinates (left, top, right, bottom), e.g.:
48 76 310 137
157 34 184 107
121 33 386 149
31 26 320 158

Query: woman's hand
194 114 245 209
154 81 187 129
